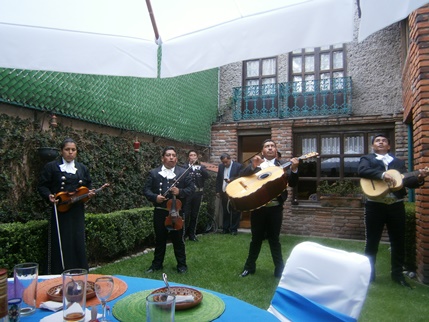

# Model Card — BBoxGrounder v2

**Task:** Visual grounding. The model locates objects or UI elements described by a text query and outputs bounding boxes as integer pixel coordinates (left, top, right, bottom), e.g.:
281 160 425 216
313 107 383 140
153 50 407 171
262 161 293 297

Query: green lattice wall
0 68 219 145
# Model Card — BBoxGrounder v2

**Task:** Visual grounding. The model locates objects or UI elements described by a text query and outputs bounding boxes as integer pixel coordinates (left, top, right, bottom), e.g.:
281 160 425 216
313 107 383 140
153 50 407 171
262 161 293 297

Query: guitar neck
400 167 428 181
279 155 309 169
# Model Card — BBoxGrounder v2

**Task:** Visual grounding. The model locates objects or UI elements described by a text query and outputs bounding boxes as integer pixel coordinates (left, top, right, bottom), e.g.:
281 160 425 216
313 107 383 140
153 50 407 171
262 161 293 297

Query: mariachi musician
182 150 210 241
358 133 428 287
239 139 299 278
143 146 194 274
38 138 95 274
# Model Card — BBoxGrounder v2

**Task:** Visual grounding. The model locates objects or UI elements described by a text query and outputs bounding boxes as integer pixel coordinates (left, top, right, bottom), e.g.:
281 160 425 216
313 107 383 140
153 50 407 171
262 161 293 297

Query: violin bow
162 160 196 197
53 202 65 270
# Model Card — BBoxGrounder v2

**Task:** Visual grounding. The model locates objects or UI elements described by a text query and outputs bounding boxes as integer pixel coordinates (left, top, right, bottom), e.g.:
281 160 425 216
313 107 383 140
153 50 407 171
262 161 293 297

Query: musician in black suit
182 150 210 241
38 138 95 274
358 133 427 287
215 153 243 234
143 146 195 274
239 139 299 278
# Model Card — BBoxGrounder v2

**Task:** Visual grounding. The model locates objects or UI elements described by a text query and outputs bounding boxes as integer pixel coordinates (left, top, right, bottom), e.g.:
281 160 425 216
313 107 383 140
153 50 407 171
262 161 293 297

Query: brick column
402 6 429 283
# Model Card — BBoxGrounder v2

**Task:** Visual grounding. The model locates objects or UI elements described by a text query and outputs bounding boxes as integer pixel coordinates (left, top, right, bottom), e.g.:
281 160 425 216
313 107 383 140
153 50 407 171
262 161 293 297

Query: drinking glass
94 276 114 321
62 269 87 322
13 262 38 316
146 293 175 322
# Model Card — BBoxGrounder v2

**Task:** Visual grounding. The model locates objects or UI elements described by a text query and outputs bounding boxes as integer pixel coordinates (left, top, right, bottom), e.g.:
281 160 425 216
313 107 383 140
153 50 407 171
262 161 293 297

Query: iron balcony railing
232 77 352 121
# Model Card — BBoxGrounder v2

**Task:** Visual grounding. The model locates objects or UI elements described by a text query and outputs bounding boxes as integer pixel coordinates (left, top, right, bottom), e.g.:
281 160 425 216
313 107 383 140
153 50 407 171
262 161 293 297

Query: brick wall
402 6 429 283
283 205 367 240
211 115 403 243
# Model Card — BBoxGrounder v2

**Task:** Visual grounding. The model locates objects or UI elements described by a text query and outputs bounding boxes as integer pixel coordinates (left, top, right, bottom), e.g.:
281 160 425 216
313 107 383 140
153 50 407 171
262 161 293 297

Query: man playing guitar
358 133 428 288
239 139 299 278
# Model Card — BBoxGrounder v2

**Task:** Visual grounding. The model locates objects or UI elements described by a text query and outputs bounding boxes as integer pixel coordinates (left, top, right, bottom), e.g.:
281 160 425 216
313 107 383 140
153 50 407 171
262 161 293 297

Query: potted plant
36 130 59 161
317 179 363 208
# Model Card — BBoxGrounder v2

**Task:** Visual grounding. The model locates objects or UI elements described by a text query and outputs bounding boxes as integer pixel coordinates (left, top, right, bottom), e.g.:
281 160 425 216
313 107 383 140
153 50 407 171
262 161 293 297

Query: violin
55 183 110 213
162 163 196 231
164 195 183 231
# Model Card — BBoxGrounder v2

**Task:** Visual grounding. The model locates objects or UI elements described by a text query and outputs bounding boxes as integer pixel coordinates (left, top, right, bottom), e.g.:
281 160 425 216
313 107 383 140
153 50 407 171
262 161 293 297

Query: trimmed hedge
404 202 416 271
0 203 212 276
0 208 154 275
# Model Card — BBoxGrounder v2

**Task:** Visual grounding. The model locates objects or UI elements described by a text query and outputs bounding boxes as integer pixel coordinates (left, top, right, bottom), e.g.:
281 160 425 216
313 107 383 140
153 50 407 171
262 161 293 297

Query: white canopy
358 0 429 41
0 0 427 78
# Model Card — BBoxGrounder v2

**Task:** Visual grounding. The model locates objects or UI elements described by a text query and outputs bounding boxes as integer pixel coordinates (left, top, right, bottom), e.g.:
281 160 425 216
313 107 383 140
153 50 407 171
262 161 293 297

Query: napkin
40 308 99 322
40 301 63 312
168 295 195 303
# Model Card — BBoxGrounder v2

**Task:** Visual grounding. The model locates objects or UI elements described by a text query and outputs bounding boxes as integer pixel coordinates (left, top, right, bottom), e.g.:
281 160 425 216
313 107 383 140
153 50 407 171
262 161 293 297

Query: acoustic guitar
360 168 427 198
55 183 110 212
226 152 318 211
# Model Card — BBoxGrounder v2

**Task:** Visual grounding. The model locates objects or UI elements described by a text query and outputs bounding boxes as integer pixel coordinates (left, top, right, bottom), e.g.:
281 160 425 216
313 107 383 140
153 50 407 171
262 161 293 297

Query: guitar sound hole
259 173 271 180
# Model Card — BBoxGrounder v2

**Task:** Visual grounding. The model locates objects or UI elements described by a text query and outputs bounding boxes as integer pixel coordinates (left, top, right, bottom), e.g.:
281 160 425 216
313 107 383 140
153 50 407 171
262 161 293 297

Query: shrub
0 208 154 275
317 179 362 197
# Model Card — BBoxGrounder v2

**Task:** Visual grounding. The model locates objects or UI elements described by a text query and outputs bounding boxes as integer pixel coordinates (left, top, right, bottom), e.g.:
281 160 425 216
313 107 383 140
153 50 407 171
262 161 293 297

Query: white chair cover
268 241 371 322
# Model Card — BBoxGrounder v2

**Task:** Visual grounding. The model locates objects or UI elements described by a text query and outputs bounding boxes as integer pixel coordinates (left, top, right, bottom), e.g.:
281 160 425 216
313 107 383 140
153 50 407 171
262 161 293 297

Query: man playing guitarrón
358 133 428 288
239 139 299 278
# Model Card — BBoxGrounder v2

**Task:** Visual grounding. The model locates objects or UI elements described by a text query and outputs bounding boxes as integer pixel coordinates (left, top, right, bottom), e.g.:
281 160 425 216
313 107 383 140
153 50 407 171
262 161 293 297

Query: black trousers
183 191 203 237
220 192 240 232
364 201 405 281
151 208 186 269
244 204 284 273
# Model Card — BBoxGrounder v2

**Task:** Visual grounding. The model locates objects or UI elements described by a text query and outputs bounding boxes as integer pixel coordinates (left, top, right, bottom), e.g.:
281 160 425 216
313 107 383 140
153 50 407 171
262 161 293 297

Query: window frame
293 128 395 203
289 45 346 93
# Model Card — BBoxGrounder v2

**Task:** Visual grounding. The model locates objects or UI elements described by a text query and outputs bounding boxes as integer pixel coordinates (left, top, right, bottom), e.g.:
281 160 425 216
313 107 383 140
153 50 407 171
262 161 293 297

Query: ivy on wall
0 113 216 223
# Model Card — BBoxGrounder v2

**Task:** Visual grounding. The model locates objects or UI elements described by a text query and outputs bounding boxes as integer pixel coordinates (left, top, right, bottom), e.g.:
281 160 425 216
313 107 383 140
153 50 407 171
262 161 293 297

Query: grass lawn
91 232 429 321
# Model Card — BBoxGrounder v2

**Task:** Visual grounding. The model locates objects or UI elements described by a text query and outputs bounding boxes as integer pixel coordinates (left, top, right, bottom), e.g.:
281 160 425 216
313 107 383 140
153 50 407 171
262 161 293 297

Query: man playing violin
358 133 428 288
182 150 210 242
143 146 195 274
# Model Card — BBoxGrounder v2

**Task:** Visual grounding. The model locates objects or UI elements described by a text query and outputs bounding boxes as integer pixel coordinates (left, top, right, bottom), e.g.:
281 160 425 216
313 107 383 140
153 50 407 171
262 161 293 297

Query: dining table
9 274 280 321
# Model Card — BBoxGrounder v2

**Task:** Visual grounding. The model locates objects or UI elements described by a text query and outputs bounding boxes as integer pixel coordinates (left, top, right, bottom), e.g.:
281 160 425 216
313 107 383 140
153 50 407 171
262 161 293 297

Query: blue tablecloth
23 275 279 321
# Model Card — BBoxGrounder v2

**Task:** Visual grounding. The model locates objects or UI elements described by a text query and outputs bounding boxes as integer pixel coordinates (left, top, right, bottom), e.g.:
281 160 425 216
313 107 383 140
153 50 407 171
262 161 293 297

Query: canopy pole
145 0 161 44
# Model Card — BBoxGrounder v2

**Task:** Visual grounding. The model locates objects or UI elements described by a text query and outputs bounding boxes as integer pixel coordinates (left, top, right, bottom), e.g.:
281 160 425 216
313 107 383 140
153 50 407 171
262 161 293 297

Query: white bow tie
59 160 77 174
159 167 176 179
375 154 393 167
260 159 275 169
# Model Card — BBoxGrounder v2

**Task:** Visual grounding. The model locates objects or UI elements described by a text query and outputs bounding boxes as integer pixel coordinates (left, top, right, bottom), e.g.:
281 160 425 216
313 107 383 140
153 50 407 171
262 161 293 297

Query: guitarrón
226 152 318 211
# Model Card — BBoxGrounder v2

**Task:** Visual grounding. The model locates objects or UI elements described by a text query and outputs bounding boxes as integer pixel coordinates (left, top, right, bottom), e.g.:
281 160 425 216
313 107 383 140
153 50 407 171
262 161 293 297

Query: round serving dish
150 286 203 310
47 281 96 302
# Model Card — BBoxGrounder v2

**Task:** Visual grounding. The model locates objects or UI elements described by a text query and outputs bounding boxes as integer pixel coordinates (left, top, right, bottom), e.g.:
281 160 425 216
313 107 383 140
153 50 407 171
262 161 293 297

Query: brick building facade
402 6 429 283
210 6 429 284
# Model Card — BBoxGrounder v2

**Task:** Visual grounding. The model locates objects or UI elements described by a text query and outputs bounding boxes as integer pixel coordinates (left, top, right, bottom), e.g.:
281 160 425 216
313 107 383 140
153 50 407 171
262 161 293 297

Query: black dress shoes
239 270 254 277
274 266 284 278
189 236 199 241
145 266 162 273
177 266 188 274
395 278 413 289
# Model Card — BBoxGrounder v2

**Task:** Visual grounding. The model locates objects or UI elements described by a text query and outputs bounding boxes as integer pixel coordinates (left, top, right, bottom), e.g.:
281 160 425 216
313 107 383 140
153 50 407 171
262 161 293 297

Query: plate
47 281 96 302
150 286 203 310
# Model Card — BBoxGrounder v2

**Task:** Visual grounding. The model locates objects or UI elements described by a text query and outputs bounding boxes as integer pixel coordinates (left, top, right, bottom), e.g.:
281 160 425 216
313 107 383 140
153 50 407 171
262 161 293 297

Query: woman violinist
38 138 95 274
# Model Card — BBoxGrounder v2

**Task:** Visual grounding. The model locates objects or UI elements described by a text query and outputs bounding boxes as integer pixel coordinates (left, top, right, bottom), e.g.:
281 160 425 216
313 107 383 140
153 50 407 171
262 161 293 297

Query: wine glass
94 276 114 321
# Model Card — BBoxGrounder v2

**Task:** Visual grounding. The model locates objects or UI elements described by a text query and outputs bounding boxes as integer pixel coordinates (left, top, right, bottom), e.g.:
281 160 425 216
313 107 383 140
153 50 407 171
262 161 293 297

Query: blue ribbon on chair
271 288 356 322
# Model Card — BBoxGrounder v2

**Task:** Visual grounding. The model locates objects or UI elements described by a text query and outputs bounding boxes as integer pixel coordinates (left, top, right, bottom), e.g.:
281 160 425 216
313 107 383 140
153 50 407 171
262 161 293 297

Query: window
241 57 278 115
294 129 395 201
291 45 345 92
288 45 346 112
